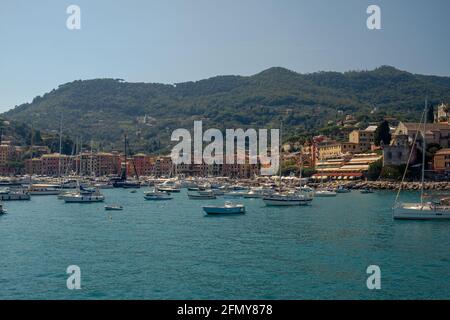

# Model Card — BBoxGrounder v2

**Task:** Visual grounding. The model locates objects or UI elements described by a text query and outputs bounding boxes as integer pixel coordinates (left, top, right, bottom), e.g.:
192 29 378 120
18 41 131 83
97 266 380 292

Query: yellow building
318 142 361 160
349 126 377 151
433 148 450 173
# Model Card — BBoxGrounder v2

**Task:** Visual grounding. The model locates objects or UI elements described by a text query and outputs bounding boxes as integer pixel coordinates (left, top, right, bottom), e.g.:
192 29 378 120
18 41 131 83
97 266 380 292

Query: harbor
0 187 449 299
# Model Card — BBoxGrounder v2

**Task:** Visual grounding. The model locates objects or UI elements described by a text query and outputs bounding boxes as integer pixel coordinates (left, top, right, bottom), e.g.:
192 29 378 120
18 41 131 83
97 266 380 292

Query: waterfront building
395 122 450 148
349 126 377 152
41 153 72 176
436 103 450 124
433 148 450 174
383 134 414 166
317 142 361 160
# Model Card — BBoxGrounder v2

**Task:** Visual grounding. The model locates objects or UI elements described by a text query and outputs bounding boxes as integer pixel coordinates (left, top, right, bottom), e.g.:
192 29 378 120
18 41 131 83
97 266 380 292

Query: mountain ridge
4 66 450 153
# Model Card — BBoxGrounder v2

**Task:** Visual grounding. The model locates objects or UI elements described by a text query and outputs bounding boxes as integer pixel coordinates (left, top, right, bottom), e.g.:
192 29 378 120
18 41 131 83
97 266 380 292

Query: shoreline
309 180 450 191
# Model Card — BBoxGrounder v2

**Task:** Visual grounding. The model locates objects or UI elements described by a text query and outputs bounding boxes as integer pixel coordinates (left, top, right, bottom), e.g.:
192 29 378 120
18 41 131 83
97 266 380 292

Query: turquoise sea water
0 189 449 300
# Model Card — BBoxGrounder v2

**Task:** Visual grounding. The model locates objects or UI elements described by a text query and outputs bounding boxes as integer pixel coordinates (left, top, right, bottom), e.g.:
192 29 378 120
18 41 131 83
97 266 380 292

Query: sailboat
393 100 450 220
112 134 141 188
263 120 308 206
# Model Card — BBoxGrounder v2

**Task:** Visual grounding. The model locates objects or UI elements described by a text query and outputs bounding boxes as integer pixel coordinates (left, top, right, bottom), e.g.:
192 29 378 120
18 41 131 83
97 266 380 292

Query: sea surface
0 189 449 300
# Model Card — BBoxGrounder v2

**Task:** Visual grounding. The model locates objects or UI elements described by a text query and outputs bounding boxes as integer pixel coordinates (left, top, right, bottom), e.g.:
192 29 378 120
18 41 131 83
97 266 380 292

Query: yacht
336 186 351 193
393 101 450 220
105 204 123 211
263 192 309 206
203 202 245 215
243 188 264 198
223 190 248 198
64 188 105 203
0 188 30 201
28 184 60 195
144 189 173 200
157 185 181 193
188 190 216 200
314 189 337 197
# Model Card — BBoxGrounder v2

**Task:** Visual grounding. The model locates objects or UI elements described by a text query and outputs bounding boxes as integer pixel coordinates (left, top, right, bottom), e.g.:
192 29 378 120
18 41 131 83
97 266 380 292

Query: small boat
314 189 337 197
203 202 245 215
223 191 248 198
188 190 216 200
144 189 173 200
0 202 7 215
243 188 264 198
130 190 137 193
0 188 31 201
105 204 123 211
157 185 181 193
28 184 61 195
360 188 374 194
263 192 308 206
64 188 105 203
336 186 351 193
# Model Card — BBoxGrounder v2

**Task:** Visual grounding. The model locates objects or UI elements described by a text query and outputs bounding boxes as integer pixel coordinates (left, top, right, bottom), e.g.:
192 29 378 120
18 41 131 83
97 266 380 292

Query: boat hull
393 204 450 220
263 198 307 206
203 206 245 215
64 196 105 203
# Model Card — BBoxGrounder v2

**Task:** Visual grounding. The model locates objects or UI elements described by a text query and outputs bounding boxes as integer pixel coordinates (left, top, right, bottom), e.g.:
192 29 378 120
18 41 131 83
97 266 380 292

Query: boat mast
124 134 127 180
279 119 283 190
58 114 63 181
421 99 427 206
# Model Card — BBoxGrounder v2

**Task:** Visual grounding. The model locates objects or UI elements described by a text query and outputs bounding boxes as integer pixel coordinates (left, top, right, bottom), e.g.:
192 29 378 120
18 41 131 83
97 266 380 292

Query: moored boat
0 202 7 215
314 189 337 197
105 204 123 211
188 190 216 200
263 192 308 206
392 100 450 220
64 188 105 203
144 189 173 200
203 202 245 215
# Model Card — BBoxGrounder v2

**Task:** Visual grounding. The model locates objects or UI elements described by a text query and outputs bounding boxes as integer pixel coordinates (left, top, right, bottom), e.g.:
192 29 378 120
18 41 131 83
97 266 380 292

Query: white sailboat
393 100 450 220
263 120 309 206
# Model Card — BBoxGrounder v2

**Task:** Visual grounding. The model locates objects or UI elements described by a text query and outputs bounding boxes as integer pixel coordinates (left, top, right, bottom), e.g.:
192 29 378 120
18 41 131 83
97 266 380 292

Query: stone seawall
309 181 450 191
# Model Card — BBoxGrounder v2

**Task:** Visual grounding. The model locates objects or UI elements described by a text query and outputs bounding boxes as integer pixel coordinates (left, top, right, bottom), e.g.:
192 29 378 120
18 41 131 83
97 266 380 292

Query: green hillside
5 66 450 153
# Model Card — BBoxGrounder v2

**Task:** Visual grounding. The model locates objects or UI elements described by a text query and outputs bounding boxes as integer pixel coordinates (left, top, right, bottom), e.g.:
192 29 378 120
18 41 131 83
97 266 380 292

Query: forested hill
5 66 450 153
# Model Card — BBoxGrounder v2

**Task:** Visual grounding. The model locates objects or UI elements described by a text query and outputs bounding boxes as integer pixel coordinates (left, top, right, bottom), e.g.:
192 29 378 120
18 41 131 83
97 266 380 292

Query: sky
1 0 450 111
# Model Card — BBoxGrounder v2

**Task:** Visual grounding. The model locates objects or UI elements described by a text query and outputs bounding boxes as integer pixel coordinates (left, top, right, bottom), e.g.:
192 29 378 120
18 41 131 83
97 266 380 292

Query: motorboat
203 202 245 215
64 188 105 203
314 189 337 197
188 190 216 200
360 188 374 194
105 204 123 211
223 190 248 198
263 192 309 206
0 188 30 201
336 186 351 193
157 185 181 193
28 184 60 195
144 189 173 200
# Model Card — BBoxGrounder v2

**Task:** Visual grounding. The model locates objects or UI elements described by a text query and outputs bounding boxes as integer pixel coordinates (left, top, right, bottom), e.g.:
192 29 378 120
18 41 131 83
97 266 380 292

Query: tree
374 120 391 146
427 104 435 123
367 159 382 180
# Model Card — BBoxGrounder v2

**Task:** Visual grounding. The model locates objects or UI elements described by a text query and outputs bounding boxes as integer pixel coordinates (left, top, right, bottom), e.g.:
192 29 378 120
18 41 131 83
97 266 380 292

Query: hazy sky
1 0 449 110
